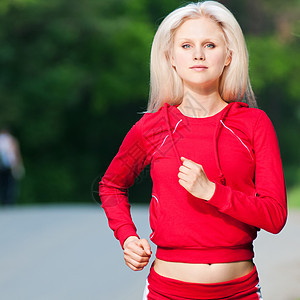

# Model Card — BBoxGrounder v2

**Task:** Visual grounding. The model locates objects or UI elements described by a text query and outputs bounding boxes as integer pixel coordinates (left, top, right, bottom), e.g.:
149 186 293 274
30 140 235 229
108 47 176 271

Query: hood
163 101 249 186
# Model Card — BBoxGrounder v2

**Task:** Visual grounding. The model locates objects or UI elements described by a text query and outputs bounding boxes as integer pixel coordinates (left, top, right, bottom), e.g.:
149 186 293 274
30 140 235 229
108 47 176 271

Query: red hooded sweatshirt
99 102 287 264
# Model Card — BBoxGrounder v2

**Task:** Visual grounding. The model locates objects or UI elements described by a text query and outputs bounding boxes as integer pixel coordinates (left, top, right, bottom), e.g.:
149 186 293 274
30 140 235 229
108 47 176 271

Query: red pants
143 264 263 300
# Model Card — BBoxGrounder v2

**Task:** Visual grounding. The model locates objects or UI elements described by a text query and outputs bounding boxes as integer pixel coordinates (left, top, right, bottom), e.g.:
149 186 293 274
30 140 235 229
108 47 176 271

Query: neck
178 87 227 118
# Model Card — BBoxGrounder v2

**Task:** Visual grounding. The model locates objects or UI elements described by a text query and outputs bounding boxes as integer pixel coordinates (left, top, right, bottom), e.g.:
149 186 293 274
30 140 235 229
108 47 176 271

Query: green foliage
247 35 300 186
0 0 39 14
0 0 154 204
0 0 299 204
287 185 300 208
248 36 300 97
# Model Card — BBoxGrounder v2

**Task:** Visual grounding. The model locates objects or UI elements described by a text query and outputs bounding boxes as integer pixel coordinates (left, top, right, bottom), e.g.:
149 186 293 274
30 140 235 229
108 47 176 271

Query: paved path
0 204 299 300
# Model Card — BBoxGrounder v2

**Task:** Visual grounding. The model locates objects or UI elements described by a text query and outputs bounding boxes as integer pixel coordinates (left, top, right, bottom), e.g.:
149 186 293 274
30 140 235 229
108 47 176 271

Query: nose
193 46 205 61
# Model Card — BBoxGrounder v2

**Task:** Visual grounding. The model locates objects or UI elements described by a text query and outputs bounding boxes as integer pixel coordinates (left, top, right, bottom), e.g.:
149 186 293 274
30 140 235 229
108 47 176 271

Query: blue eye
205 43 215 49
182 44 191 49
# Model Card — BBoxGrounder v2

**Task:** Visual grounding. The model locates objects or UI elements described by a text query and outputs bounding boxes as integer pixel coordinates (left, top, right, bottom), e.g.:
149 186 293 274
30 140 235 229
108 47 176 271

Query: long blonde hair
147 1 256 112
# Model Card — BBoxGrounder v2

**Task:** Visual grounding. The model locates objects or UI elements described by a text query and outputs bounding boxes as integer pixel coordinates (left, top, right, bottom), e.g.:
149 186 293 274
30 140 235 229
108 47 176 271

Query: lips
190 65 208 71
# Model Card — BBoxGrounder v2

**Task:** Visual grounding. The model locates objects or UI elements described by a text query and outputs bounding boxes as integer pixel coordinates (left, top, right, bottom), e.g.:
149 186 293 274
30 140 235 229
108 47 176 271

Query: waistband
147 264 260 299
156 244 254 264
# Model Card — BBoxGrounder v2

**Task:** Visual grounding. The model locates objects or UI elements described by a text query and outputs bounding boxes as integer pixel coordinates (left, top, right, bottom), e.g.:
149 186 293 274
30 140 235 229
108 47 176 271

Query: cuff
208 182 230 211
116 224 140 249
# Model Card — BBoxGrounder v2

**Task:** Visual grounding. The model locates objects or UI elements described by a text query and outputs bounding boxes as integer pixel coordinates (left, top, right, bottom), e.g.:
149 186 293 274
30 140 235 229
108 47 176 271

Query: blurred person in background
0 127 25 206
99 1 287 299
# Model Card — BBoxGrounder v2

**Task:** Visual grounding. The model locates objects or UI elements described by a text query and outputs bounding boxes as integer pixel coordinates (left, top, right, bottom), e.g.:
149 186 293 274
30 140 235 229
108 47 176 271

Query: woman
99 1 287 299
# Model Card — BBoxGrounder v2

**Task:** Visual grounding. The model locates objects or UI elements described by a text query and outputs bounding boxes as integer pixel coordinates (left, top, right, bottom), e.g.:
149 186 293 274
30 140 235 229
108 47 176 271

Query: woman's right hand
123 236 152 271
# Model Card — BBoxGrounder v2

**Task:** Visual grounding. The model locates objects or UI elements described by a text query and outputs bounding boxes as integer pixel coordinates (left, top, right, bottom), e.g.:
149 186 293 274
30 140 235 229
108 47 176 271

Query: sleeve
99 120 148 248
208 111 287 234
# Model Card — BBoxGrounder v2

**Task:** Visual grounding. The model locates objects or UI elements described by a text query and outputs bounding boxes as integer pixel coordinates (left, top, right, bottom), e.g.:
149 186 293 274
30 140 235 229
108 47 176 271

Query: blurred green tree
0 0 154 203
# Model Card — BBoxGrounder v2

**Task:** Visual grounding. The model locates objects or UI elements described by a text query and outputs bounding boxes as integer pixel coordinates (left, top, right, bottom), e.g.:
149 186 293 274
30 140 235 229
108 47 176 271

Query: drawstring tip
220 176 226 185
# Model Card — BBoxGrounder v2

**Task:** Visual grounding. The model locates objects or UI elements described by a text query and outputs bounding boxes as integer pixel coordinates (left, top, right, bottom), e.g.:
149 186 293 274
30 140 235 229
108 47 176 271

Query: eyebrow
176 37 224 43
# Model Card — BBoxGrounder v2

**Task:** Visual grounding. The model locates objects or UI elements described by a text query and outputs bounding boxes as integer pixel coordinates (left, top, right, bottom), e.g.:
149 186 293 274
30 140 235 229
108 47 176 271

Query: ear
170 56 176 68
169 49 176 67
225 50 232 67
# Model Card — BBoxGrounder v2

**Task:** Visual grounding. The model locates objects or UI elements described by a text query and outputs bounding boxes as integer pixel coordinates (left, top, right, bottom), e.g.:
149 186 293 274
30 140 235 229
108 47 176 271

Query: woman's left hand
178 157 215 201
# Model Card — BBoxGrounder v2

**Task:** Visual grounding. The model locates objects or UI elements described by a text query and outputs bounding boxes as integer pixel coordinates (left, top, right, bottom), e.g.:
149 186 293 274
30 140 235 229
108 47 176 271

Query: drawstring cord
164 104 182 166
213 102 234 185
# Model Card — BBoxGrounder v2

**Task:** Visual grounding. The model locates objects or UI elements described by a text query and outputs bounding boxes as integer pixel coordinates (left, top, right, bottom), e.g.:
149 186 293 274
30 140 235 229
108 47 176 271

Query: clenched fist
123 236 152 271
178 157 215 200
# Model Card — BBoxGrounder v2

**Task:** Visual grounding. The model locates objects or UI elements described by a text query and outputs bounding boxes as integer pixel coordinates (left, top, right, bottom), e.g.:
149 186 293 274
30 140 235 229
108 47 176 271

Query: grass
287 185 300 208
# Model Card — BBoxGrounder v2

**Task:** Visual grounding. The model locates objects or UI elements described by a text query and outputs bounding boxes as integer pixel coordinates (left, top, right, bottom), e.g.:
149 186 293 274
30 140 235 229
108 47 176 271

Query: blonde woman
99 1 287 299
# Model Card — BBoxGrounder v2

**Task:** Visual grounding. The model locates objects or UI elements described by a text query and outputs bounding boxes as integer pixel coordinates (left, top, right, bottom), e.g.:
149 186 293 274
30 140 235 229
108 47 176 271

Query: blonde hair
147 1 256 112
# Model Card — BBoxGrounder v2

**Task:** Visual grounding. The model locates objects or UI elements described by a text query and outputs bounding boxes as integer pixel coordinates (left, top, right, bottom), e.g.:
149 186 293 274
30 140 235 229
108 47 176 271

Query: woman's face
171 17 231 93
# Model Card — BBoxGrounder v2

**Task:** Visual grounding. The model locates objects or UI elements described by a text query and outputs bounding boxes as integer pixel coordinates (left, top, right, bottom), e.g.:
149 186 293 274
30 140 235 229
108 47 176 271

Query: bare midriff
153 258 254 283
